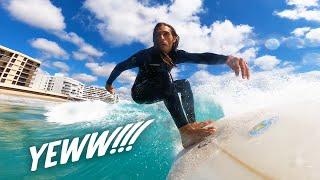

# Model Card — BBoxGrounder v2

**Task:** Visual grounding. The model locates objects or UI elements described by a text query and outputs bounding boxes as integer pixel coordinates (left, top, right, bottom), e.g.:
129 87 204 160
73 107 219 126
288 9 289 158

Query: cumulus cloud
30 38 68 59
118 70 136 85
305 28 320 45
85 62 115 76
72 73 97 83
52 61 69 72
72 51 88 61
254 55 281 70
284 27 320 48
3 0 65 31
53 31 104 59
85 62 136 85
274 0 320 22
3 0 103 60
83 0 256 56
291 27 311 37
286 0 319 7
302 53 320 66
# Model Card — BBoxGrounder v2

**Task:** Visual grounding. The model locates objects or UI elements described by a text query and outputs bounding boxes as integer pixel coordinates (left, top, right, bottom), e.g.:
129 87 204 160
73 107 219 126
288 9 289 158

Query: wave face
0 69 319 179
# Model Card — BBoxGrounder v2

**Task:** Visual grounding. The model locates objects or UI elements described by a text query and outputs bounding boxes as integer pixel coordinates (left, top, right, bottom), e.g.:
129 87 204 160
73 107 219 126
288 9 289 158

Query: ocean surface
0 69 319 179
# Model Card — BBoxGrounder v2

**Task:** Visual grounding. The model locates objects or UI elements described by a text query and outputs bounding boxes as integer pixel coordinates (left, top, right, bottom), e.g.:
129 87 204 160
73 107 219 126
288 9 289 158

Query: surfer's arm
175 50 228 65
106 53 140 86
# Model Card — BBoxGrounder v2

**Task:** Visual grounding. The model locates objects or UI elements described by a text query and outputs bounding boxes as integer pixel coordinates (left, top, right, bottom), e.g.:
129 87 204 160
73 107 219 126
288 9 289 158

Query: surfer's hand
106 84 115 94
226 56 250 80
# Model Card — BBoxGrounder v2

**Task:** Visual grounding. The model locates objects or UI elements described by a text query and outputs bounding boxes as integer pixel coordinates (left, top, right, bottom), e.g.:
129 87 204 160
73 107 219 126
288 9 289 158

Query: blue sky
0 0 319 91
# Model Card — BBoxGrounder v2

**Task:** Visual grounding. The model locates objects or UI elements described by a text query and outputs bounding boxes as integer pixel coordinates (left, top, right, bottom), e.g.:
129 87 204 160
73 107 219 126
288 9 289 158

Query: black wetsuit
106 47 227 128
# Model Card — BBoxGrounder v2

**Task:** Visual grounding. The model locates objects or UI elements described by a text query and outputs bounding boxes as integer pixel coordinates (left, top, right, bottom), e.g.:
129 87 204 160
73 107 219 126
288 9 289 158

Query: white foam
44 100 151 125
190 68 320 116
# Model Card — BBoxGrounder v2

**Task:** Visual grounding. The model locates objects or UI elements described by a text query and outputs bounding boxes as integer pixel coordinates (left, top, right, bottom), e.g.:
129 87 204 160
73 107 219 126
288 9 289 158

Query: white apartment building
30 70 50 91
47 75 84 98
0 45 40 87
83 86 108 100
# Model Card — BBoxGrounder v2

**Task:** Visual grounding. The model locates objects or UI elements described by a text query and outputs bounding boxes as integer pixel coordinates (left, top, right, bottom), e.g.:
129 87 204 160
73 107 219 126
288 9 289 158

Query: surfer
105 22 250 148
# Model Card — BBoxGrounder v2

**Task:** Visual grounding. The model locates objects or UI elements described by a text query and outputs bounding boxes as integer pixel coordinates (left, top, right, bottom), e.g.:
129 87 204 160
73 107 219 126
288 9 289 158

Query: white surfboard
168 99 320 180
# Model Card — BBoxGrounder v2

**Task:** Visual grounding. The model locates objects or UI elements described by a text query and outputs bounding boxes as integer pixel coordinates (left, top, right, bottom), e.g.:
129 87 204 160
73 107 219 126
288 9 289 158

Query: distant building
0 45 40 87
47 75 84 98
30 70 50 91
83 86 108 100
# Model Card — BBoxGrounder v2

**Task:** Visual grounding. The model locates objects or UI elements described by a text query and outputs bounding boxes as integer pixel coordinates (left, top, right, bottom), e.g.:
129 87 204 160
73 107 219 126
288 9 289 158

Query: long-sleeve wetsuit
106 47 228 128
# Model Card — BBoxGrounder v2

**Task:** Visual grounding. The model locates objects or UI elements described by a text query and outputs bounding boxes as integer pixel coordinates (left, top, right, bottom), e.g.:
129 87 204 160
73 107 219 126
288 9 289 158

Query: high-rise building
83 85 118 103
30 70 50 91
47 75 84 98
0 45 40 87
83 86 108 100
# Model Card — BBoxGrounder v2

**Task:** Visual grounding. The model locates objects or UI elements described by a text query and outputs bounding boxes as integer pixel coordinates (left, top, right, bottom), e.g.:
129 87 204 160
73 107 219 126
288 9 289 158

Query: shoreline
0 88 68 102
0 84 72 102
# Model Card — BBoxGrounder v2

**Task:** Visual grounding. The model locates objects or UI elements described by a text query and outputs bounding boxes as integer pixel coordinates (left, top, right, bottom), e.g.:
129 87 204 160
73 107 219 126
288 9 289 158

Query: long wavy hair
153 22 180 68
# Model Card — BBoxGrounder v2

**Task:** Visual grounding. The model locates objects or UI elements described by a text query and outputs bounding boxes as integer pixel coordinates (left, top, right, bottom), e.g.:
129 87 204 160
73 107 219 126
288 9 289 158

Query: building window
12 81 16 85
21 62 25 66
14 54 18 58
3 73 8 77
8 63 13 67
5 69 10 73
0 79 5 83
12 59 16 63
14 76 18 80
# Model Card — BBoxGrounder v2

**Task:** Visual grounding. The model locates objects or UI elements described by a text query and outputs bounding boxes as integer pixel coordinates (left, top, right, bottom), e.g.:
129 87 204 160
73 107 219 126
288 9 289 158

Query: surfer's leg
163 93 189 128
174 79 196 123
131 80 163 104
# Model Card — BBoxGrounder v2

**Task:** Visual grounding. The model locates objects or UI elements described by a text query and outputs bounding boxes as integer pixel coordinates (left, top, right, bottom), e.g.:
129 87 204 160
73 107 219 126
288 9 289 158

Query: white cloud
118 70 136 85
196 64 208 70
72 73 97 83
30 38 68 59
72 51 88 61
265 38 280 50
54 31 104 58
303 53 320 66
254 55 281 70
52 61 69 72
291 27 311 37
274 0 320 22
85 62 136 85
4 0 65 31
284 27 320 48
170 67 181 80
3 0 104 60
305 28 320 45
117 86 132 98
85 62 116 76
84 0 256 56
286 0 319 7
235 47 258 62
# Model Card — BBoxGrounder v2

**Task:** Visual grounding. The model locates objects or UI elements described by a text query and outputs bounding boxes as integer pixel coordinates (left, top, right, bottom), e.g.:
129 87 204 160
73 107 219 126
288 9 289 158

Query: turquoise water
0 96 224 179
1 70 319 179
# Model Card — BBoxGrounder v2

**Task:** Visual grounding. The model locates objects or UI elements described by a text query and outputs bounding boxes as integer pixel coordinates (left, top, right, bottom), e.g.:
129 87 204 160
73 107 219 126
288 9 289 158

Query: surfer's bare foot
179 121 217 148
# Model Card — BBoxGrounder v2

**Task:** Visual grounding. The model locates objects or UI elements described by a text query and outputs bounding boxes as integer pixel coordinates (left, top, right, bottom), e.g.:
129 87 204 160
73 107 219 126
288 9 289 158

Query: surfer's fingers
234 59 240 76
239 59 246 79
241 58 250 80
198 121 213 128
245 61 250 79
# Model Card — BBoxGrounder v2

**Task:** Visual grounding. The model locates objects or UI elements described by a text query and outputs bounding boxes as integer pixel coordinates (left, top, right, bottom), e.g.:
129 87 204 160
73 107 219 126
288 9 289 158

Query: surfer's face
154 25 177 53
